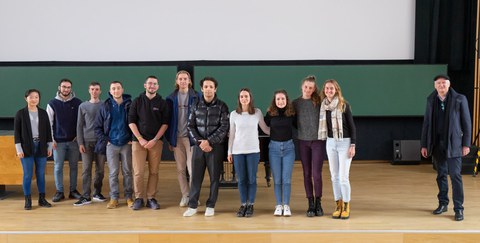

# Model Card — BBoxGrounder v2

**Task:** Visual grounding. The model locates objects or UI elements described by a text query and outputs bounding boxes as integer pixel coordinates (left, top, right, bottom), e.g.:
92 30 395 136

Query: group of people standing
225 75 357 219
13 72 356 219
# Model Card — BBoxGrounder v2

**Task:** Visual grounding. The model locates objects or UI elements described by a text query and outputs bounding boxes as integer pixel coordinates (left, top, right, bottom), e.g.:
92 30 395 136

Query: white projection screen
0 0 415 61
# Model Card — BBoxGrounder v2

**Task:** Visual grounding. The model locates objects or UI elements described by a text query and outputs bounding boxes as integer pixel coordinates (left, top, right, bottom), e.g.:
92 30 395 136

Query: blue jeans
233 153 260 204
20 141 47 196
53 141 80 192
269 140 295 205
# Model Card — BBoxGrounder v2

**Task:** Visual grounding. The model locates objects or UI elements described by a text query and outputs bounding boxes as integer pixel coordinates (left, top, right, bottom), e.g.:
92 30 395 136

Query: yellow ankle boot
341 202 350 219
332 200 343 219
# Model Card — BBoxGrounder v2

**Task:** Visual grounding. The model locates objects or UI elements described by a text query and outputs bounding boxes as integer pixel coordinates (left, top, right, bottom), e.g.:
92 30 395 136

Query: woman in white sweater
227 88 270 217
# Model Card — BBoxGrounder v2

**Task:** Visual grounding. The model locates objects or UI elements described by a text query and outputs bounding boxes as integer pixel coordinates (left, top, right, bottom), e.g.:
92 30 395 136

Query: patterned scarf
318 97 343 141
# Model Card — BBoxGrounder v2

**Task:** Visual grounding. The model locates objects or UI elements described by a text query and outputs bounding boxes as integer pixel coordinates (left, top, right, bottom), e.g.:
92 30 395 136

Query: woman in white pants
319 79 356 219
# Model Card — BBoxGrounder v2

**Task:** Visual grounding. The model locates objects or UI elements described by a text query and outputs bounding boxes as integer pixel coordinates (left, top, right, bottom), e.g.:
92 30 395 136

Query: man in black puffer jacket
183 77 229 217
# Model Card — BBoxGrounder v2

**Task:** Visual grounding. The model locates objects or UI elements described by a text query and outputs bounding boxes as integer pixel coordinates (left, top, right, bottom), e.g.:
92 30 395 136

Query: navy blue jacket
421 88 472 158
94 94 132 154
165 89 201 147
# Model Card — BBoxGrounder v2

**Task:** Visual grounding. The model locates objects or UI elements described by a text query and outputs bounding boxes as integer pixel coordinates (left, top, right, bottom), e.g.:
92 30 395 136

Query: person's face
25 92 40 107
302 81 316 98
176 73 190 90
324 82 336 100
201 80 217 99
58 81 72 97
89 85 101 99
144 78 159 94
275 93 287 109
434 78 450 96
110 83 124 99
239 90 251 106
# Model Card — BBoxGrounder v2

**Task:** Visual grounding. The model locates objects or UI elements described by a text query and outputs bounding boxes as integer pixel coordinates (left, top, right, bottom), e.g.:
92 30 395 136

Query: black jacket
14 107 52 157
187 95 229 145
128 92 170 141
421 88 471 158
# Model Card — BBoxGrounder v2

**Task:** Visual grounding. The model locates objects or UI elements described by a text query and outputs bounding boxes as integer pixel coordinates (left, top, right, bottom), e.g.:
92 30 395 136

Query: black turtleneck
264 108 296 141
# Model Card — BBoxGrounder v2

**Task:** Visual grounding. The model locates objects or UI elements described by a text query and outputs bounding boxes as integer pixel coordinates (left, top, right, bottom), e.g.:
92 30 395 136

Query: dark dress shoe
432 205 448 215
454 210 464 221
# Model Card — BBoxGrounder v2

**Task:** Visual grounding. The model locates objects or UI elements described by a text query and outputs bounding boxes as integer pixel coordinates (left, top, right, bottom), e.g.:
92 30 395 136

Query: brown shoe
107 199 118 209
126 198 134 208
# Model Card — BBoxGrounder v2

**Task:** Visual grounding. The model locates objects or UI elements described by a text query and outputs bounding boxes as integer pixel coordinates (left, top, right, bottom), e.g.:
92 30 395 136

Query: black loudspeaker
392 140 421 165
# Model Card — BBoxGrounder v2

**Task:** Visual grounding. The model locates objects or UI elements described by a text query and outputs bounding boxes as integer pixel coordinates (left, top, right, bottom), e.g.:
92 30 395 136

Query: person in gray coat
421 74 472 221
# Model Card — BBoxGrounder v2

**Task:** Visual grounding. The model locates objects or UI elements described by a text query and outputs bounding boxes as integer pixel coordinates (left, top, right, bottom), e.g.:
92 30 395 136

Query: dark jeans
298 140 326 198
434 153 464 211
188 144 224 209
81 141 106 198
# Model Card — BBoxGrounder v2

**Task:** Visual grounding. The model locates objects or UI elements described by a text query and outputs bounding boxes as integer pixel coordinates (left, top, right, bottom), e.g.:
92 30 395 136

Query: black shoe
92 193 107 202
38 193 52 207
24 195 32 210
236 205 247 217
69 190 82 199
132 198 144 210
306 198 315 217
315 197 324 216
146 198 160 210
433 204 448 215
245 204 254 217
73 197 92 206
52 191 65 202
454 210 464 221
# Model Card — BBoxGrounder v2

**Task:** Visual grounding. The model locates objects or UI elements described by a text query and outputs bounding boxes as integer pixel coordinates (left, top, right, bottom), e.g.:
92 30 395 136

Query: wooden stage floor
1 161 479 242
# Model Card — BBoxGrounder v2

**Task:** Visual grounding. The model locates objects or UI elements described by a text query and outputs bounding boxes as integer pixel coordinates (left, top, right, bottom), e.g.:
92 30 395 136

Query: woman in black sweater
265 90 296 217
14 89 53 210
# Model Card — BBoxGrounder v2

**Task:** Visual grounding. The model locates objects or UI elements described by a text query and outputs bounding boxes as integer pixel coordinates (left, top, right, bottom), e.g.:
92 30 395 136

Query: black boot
24 195 32 210
315 197 324 216
306 197 315 217
38 193 52 208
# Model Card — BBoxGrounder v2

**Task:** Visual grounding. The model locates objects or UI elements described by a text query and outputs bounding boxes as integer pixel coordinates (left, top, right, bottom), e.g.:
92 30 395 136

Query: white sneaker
205 207 215 217
283 205 291 217
274 205 283 216
179 196 188 207
183 208 197 217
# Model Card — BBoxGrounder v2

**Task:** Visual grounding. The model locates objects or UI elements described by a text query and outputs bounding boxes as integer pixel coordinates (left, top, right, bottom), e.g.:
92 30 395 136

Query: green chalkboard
0 66 178 118
194 65 447 116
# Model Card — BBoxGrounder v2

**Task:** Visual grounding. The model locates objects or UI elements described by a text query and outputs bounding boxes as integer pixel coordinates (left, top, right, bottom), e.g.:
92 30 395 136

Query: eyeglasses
441 102 445 111
60 86 71 89
146 82 158 86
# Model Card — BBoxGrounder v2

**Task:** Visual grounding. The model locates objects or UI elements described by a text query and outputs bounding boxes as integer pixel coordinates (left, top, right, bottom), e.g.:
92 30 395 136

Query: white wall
0 0 415 61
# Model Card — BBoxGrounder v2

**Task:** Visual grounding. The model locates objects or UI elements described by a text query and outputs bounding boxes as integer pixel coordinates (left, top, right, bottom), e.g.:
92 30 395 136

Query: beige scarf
318 97 343 141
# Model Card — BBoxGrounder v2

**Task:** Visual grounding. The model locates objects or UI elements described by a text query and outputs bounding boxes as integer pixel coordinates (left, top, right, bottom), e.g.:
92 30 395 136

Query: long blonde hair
321 79 347 112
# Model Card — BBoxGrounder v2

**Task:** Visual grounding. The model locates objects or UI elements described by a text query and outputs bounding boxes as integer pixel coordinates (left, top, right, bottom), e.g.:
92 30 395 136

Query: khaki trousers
132 140 163 199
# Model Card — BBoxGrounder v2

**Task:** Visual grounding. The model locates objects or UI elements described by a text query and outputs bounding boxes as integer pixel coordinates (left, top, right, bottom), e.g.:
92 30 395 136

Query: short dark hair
89 81 101 87
200 76 218 88
25 89 41 99
145 75 158 82
434 74 450 81
59 78 72 86
110 81 123 87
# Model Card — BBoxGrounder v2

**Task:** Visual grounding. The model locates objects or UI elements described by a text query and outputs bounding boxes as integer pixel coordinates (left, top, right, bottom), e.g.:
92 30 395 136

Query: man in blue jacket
94 81 134 209
166 70 200 207
421 74 472 221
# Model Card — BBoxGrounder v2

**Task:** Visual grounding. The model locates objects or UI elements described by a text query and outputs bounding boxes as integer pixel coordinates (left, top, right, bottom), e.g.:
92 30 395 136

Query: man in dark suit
421 74 472 221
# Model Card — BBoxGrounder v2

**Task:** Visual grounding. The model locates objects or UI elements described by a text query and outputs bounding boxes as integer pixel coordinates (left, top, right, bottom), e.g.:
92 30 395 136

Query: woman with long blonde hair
319 79 356 219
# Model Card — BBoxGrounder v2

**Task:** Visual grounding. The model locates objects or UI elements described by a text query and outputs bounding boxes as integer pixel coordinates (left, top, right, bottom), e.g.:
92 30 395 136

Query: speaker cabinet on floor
392 140 421 165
